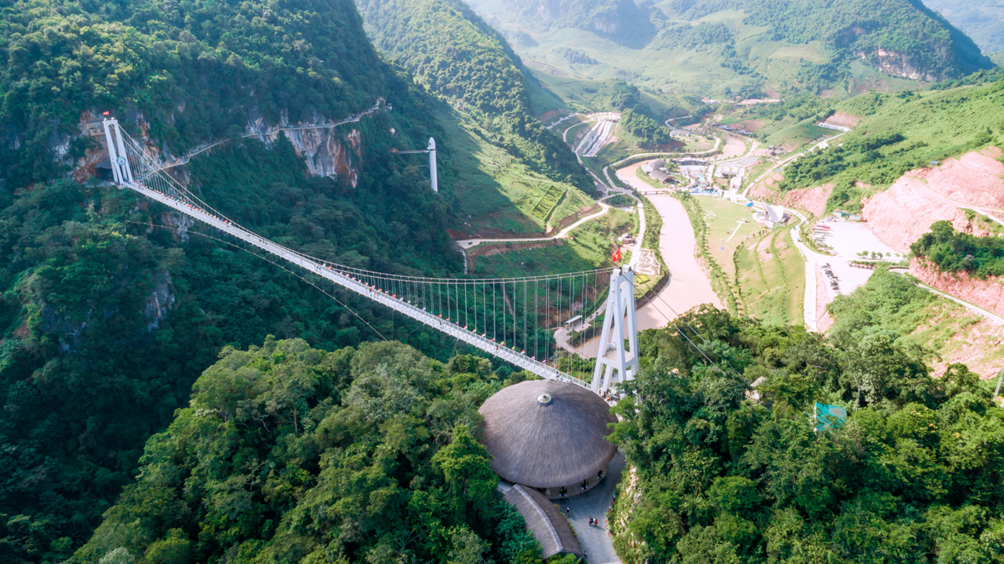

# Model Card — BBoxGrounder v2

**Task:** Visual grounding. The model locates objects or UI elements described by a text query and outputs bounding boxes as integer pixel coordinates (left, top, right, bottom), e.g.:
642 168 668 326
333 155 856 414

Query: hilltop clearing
464 0 993 97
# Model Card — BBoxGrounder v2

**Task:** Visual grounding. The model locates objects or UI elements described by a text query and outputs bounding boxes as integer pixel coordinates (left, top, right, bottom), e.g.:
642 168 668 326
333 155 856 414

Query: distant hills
464 0 995 96
922 0 1004 54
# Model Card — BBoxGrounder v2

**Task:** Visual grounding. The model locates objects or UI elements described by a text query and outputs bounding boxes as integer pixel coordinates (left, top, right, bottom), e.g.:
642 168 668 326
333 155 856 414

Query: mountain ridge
465 0 995 96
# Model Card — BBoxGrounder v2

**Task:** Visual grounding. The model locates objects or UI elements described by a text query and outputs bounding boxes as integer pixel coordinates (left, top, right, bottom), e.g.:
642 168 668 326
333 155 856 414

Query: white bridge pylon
592 267 639 394
102 119 639 394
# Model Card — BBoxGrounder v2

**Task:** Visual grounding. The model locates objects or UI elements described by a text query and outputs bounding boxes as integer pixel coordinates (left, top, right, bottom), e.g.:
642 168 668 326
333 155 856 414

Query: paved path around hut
563 451 625 563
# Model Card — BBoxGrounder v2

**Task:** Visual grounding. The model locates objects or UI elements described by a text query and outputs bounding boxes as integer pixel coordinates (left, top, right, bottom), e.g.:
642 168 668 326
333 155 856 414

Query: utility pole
391 138 438 193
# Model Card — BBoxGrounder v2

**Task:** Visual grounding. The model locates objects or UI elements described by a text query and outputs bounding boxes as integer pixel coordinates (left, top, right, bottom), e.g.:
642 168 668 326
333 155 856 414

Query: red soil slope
783 184 833 217
910 261 1004 318
862 147 1003 252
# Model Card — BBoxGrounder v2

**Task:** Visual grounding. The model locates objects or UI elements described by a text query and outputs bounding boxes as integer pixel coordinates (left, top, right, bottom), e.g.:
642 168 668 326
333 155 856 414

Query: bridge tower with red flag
592 266 639 394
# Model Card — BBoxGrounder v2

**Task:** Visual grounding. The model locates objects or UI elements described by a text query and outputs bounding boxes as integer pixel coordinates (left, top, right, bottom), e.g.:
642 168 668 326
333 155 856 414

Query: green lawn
697 197 764 279
734 227 805 325
754 117 833 151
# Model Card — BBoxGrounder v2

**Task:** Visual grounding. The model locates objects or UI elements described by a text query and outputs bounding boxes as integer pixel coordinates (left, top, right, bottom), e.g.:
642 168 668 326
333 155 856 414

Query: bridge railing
130 182 592 388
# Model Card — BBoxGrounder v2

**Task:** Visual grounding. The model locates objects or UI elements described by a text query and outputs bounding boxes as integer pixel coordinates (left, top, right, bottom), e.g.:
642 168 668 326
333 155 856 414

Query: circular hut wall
534 462 612 499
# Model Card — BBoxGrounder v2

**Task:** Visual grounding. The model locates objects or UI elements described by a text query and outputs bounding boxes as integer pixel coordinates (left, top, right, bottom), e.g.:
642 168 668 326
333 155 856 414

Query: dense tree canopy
70 340 546 564
0 0 472 561
911 220 1004 279
609 306 1004 563
619 110 672 147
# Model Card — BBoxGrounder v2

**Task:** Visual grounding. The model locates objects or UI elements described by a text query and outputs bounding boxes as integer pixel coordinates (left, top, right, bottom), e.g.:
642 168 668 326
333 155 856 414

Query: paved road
786 209 824 331
456 204 611 249
742 132 847 197
564 451 625 564
904 276 1004 325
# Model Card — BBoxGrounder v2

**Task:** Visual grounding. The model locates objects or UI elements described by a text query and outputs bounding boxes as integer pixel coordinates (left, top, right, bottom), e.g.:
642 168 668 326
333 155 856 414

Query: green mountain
0 1 481 561
772 78 1004 196
69 340 541 564
353 0 616 239
465 0 995 96
70 306 1004 563
922 0 1004 54
354 0 591 191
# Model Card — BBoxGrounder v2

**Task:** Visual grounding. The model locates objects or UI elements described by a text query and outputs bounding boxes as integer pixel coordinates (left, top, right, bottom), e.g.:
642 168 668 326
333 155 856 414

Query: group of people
565 508 602 528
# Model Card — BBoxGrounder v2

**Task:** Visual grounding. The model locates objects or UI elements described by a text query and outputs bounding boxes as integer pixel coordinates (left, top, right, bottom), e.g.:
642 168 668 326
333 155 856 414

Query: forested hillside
610 307 1004 563
354 0 592 192
0 1 471 561
922 0 1004 54
69 340 544 564
775 79 1004 196
465 0 994 96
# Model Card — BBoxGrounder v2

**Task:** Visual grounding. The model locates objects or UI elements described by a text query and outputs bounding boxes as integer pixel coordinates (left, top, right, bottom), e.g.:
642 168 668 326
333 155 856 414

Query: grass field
698 196 764 279
734 228 806 325
754 117 833 151
531 69 701 117
441 108 596 236
530 185 566 220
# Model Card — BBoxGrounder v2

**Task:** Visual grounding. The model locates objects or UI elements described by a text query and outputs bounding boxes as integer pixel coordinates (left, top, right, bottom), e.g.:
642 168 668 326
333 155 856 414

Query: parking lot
810 218 900 301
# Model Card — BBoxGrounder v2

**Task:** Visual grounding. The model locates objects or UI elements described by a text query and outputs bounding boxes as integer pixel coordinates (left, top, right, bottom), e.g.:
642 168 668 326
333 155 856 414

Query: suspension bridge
101 118 639 394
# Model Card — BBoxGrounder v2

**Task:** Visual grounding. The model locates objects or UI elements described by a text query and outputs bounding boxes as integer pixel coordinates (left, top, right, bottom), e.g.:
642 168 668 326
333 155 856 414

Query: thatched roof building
480 380 617 497
503 484 584 559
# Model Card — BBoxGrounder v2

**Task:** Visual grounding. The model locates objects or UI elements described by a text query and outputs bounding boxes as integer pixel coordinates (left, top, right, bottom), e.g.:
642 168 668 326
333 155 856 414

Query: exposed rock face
909 147 1004 209
37 270 175 351
71 108 363 189
910 261 1004 318
592 15 618 34
165 211 196 242
144 271 175 330
857 49 937 81
283 127 360 187
248 111 362 187
863 182 979 252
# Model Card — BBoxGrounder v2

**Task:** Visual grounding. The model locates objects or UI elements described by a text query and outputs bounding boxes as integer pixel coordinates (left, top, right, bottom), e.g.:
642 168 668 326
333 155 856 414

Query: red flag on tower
612 249 622 262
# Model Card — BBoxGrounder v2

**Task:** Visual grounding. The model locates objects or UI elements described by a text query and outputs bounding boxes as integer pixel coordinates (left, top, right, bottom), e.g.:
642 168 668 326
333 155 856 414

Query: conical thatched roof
479 380 617 488
503 484 583 559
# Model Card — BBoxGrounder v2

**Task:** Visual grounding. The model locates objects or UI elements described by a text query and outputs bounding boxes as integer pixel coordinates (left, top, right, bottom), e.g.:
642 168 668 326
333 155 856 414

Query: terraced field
530 185 566 220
